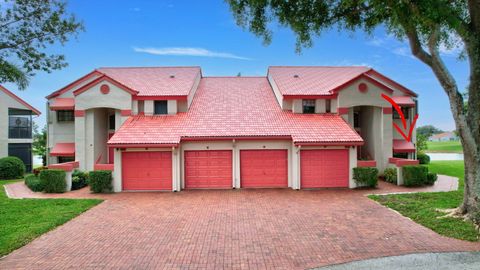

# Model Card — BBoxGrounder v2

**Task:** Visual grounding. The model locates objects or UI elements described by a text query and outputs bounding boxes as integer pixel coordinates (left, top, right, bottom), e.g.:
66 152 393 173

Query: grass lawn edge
0 180 103 257
368 161 479 242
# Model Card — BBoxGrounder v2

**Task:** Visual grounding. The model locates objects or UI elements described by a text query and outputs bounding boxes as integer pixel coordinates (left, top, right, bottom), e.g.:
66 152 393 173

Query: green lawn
370 160 479 242
426 141 463 153
0 180 102 256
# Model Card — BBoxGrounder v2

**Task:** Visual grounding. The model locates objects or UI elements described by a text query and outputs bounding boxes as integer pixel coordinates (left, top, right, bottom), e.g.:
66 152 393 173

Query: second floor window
57 110 74 122
109 114 115 130
154 100 168 115
393 107 410 119
8 109 32 139
302 99 315 114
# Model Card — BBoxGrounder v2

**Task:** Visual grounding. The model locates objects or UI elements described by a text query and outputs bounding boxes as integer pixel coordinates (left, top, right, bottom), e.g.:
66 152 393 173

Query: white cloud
392 47 410 57
133 47 252 60
366 37 386 47
132 7 141 12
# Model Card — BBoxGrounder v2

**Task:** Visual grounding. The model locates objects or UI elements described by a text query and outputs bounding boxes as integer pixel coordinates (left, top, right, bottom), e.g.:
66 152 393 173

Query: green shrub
32 166 47 177
89 170 112 193
39 169 66 193
425 172 438 185
383 167 398 184
417 152 430 164
353 167 379 187
25 174 44 192
403 165 428 186
0 156 25 179
71 170 88 190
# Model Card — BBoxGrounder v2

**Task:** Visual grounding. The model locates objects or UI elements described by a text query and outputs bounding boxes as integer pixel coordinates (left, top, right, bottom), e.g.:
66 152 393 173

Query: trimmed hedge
89 170 112 193
383 167 397 184
25 174 44 192
71 170 88 190
39 169 66 193
353 167 378 187
426 172 438 185
403 165 428 187
33 166 47 177
0 156 25 179
417 152 430 164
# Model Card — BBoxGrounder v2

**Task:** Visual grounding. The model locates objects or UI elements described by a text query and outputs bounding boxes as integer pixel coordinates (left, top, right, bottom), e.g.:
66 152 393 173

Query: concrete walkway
312 252 480 270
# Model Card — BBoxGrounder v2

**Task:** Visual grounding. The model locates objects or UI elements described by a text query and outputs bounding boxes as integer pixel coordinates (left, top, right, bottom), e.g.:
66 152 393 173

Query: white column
113 148 122 192
291 143 300 189
75 115 86 171
65 171 73 191
84 110 95 171
172 147 181 192
233 140 240 188
382 110 393 170
349 146 358 188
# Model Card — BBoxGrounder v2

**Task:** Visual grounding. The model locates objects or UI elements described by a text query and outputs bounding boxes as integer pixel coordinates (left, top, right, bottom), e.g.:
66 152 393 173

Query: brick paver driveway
1 188 479 269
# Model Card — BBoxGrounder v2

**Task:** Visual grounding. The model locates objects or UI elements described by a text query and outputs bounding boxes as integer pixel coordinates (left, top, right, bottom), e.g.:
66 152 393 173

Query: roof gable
46 70 102 99
73 75 138 96
268 66 417 97
0 85 41 115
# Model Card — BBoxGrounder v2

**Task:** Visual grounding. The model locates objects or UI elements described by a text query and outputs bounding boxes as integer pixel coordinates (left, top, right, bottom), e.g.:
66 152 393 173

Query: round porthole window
100 84 110 94
358 83 368 93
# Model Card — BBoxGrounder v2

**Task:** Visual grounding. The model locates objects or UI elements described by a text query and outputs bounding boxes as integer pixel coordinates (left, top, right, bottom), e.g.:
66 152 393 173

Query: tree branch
0 32 54 50
0 7 47 29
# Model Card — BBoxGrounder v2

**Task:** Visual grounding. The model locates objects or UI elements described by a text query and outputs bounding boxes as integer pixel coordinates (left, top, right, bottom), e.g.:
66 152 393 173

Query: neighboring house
0 86 41 172
429 132 458 142
46 66 418 192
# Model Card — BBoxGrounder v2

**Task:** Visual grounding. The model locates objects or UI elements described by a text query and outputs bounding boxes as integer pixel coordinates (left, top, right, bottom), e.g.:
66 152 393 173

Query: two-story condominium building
46 66 418 192
1 86 41 172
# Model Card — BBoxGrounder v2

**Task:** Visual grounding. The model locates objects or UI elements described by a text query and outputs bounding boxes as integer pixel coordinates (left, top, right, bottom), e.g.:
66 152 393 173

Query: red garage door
300 149 349 188
122 151 172 191
184 150 232 189
240 150 288 188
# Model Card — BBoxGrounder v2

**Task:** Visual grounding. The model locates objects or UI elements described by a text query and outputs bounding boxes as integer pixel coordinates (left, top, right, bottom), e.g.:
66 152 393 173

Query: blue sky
5 0 469 131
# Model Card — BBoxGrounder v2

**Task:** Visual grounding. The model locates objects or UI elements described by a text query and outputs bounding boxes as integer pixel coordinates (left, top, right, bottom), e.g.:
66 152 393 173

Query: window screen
302 99 315 114
154 100 168 115
57 110 74 122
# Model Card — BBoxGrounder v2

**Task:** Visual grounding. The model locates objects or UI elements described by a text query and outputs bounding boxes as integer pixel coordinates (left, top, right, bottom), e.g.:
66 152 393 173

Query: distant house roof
109 77 364 146
268 66 417 97
0 85 41 115
430 132 456 139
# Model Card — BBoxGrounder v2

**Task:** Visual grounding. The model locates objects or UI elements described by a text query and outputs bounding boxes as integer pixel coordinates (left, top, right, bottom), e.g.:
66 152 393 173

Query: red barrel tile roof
109 77 363 146
97 66 201 97
268 66 371 96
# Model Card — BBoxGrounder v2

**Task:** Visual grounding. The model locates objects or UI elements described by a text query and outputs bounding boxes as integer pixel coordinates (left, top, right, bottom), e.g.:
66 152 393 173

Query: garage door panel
300 149 349 188
240 150 288 188
184 150 232 189
122 151 172 191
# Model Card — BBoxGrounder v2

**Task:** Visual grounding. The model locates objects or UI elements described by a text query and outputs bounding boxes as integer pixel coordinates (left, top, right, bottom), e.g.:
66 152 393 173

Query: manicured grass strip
0 180 102 256
426 141 463 153
369 161 479 242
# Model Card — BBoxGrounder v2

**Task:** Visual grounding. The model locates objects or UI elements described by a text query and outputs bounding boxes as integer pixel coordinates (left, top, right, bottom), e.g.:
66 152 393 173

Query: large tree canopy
0 0 83 90
227 0 480 222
